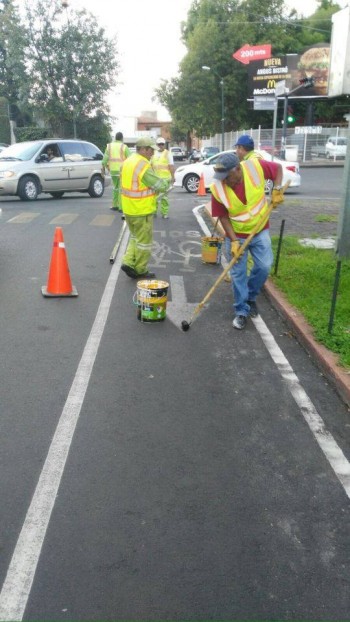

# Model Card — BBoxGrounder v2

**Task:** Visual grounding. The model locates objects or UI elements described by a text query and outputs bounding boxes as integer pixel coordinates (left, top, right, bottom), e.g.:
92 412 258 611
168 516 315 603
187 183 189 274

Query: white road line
0 230 129 622
253 315 350 499
193 205 350 500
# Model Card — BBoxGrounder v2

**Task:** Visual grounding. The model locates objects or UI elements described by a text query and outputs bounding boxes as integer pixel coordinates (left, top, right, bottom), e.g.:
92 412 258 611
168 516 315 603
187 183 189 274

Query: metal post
220 79 225 151
273 219 285 276
281 94 288 160
328 260 342 334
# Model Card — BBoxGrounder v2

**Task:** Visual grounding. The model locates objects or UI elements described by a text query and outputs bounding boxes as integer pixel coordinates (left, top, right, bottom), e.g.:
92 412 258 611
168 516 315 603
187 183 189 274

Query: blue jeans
225 229 273 316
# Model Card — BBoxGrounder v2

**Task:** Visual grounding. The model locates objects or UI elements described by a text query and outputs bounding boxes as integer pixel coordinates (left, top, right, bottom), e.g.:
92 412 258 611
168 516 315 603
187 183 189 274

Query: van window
60 141 86 161
82 142 103 160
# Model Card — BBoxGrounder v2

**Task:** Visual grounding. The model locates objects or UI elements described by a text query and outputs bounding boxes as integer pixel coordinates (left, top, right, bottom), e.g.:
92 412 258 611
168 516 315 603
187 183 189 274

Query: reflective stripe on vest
210 159 269 233
107 142 127 169
152 150 171 177
121 153 156 216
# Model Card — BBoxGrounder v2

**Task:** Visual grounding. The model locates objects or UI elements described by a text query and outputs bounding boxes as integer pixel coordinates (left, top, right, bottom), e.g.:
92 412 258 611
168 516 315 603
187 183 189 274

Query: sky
68 0 345 130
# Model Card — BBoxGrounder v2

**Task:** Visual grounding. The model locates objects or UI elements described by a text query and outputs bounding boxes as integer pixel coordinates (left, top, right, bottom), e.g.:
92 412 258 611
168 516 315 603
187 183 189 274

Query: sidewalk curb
264 279 350 409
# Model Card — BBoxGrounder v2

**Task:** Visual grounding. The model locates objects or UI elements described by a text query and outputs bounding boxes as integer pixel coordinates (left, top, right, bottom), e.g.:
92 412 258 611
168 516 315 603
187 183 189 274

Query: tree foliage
0 0 119 141
155 0 344 141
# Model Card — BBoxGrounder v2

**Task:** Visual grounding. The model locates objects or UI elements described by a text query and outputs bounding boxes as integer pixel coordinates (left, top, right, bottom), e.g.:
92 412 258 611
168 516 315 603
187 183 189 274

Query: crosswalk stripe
89 215 115 227
49 213 79 225
7 213 40 224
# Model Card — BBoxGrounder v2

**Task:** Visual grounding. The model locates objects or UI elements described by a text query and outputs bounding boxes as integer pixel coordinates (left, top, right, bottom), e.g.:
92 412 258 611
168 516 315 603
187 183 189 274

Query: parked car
325 136 347 159
174 149 301 194
0 142 9 153
0 139 110 201
201 146 220 159
170 146 186 161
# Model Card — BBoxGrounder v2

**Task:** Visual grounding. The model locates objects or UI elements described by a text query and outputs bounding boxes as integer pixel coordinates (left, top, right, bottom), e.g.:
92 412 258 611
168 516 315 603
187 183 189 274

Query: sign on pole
232 44 271 65
253 96 277 111
275 80 286 96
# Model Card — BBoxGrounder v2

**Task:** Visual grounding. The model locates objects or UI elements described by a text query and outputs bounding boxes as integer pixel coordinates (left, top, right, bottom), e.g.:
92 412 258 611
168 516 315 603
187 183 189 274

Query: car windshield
0 142 43 161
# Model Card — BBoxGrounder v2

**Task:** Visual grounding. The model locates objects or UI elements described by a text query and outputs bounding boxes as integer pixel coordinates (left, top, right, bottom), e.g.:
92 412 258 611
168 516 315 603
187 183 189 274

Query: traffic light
287 106 295 124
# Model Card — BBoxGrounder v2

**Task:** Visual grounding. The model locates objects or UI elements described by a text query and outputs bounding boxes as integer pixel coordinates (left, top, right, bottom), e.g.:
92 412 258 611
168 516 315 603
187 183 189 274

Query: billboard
248 44 330 99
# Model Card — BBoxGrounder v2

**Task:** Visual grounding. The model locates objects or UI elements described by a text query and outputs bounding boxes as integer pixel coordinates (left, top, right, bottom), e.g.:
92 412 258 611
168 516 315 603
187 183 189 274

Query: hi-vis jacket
121 153 157 216
106 141 128 173
210 159 269 235
151 149 172 179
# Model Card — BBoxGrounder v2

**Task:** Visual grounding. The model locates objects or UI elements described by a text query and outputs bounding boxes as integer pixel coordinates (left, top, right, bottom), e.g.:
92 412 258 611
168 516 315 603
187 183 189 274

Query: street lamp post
202 66 225 151
61 0 77 138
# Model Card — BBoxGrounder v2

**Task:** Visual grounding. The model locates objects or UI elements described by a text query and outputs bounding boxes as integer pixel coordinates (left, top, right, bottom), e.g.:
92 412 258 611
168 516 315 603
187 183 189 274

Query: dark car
201 146 220 159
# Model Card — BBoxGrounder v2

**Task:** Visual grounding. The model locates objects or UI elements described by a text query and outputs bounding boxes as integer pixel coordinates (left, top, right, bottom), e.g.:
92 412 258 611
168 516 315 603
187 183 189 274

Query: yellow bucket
201 236 224 264
136 279 169 322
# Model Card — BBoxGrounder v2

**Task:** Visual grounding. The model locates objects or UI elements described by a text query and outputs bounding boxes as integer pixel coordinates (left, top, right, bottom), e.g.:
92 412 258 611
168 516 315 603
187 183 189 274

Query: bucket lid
137 279 169 289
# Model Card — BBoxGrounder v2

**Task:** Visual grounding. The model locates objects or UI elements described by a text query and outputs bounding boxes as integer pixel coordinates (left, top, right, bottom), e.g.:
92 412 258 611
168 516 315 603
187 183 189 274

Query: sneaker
137 271 156 279
248 300 259 318
232 315 247 330
162 215 169 219
110 206 118 211
121 264 138 279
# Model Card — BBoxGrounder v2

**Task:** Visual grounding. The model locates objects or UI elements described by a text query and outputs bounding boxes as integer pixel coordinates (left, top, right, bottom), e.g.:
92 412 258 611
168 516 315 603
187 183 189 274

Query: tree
20 0 119 137
0 0 29 126
155 0 345 139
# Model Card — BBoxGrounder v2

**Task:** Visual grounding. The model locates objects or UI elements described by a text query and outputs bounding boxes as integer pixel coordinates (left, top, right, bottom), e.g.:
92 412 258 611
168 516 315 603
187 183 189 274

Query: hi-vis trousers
122 214 154 276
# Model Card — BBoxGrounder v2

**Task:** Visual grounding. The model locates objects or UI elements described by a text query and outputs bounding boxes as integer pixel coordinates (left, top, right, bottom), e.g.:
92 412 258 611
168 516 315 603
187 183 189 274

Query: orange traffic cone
197 173 206 196
42 227 78 297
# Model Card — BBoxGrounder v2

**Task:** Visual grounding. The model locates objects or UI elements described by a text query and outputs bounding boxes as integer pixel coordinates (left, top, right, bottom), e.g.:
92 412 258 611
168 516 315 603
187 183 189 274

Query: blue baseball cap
235 135 254 149
213 153 240 180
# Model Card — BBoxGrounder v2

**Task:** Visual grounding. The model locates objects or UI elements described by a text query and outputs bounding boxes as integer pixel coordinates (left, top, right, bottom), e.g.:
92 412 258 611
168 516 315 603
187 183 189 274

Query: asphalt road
0 175 350 621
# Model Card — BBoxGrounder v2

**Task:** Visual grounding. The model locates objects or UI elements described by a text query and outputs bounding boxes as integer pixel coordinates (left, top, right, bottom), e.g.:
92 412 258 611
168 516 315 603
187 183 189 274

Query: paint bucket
135 279 169 322
201 236 224 264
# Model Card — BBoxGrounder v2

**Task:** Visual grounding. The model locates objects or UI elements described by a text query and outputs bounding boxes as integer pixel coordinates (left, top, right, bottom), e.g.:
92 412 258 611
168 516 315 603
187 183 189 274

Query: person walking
210 152 284 330
102 132 131 211
151 137 174 218
120 137 171 280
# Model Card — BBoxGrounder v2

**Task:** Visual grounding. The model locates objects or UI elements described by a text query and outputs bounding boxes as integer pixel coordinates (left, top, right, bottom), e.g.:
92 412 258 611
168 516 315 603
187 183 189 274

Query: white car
325 137 347 159
174 149 301 194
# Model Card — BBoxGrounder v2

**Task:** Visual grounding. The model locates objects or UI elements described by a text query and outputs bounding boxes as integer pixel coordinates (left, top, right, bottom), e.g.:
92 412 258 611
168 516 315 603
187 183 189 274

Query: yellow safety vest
107 141 128 173
121 153 157 216
210 159 269 235
151 149 172 179
244 150 262 161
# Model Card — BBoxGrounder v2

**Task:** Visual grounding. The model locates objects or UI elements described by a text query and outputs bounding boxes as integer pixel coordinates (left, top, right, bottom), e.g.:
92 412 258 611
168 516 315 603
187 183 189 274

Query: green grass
314 214 338 223
271 236 350 369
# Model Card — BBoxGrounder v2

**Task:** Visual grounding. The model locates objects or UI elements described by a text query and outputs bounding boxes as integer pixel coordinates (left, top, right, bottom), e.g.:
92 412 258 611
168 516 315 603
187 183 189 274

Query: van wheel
18 175 40 201
88 175 104 198
50 191 64 198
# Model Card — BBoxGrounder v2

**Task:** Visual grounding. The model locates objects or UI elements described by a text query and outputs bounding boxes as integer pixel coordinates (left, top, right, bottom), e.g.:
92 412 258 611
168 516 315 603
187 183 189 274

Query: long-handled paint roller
181 181 290 331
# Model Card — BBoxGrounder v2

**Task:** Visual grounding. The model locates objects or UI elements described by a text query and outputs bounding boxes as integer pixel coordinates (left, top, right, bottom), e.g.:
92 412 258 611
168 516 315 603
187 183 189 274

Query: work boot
232 315 247 330
110 206 118 211
121 264 138 279
248 300 259 317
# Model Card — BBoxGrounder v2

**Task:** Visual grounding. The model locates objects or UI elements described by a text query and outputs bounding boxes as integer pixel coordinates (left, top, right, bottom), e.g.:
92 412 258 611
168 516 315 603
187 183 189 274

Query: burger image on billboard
297 45 330 95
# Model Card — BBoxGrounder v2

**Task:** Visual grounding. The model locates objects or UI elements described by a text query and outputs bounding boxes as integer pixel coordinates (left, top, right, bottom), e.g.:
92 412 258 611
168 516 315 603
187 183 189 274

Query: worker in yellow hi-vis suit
151 137 174 218
102 132 131 211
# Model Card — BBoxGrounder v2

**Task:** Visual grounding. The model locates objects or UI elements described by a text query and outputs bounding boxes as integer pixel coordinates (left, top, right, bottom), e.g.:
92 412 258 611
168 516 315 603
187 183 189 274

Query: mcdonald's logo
267 79 276 89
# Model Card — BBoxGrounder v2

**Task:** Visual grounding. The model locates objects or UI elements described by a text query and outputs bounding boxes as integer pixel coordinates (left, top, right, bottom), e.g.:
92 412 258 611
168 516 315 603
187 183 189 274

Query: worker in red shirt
210 152 284 330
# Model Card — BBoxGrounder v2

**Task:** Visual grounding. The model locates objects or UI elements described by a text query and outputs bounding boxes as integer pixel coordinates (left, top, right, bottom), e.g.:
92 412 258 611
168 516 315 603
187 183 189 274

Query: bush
14 126 50 142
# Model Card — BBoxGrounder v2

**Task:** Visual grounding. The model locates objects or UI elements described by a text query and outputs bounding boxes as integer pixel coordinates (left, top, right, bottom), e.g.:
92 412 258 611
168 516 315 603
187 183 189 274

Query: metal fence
201 126 349 162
